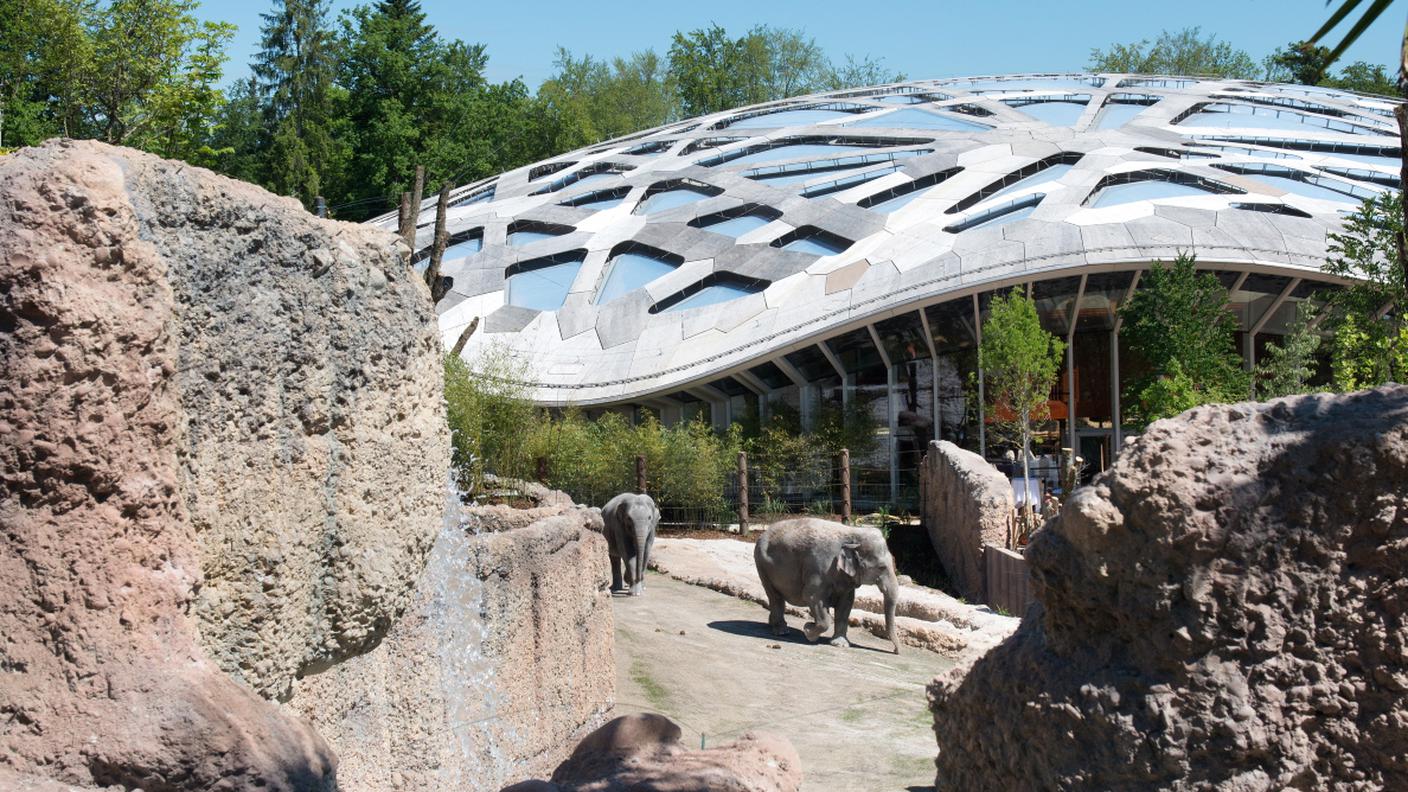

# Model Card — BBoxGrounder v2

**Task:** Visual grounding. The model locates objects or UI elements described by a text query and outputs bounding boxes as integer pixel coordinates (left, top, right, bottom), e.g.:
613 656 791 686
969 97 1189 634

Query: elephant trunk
633 521 651 594
878 566 900 654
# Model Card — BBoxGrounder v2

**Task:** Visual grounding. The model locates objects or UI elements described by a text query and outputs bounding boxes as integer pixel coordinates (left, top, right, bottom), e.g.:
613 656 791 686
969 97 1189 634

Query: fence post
315 195 327 218
839 448 851 523
737 451 749 532
636 454 647 494
536 456 548 485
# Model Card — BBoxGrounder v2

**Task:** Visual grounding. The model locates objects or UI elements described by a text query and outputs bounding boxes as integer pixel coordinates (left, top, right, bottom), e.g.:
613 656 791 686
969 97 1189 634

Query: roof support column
869 324 898 507
772 355 814 431
1066 274 1087 465
1111 270 1140 458
973 293 985 458
1244 278 1303 391
917 308 941 449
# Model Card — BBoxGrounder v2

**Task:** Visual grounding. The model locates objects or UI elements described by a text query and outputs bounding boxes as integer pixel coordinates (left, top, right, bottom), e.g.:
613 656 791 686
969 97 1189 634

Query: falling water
420 475 511 789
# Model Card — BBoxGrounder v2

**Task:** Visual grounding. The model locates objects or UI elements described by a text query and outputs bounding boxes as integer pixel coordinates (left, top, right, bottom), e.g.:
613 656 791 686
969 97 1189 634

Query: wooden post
449 316 479 357
411 165 425 230
424 184 451 304
536 456 548 485
737 451 749 531
636 454 647 494
397 191 412 246
839 448 851 524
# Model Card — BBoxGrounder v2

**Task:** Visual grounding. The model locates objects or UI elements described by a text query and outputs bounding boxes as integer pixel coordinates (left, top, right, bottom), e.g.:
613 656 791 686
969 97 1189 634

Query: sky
195 0 1403 89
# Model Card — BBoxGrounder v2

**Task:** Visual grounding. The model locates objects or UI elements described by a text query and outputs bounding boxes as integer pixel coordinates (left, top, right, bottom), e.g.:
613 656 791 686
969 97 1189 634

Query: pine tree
252 0 343 206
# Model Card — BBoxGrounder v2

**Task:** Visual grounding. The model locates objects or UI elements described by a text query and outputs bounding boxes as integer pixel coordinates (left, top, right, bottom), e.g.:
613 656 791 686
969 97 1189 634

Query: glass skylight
729 108 855 128
1089 180 1216 208
848 108 989 131
508 231 560 247
963 202 1038 231
700 214 773 237
506 261 582 310
868 186 936 213
597 252 678 303
1096 103 1146 129
441 237 482 261
1247 174 1361 203
959 77 1102 92
665 283 760 312
783 236 846 255
730 143 873 165
1014 101 1088 126
1178 106 1324 132
637 188 712 214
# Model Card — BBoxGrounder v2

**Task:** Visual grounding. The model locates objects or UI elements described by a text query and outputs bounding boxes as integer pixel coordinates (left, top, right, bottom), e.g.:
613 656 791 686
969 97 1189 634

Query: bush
444 348 539 493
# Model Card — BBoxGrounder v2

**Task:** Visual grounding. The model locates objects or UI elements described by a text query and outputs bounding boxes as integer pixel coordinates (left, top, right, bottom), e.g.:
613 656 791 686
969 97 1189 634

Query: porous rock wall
287 491 615 791
919 440 1013 601
929 387 1408 790
0 140 446 789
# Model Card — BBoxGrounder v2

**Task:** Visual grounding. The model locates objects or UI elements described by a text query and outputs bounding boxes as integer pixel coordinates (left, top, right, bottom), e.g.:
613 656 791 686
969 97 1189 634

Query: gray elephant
753 517 900 653
602 492 659 596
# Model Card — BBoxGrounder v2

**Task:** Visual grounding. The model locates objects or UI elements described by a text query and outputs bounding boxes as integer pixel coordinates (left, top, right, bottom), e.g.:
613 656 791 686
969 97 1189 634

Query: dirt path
612 573 951 792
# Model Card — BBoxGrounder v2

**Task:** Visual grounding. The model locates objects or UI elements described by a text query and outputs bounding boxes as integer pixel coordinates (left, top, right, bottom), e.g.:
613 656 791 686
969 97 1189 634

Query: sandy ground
647 537 1017 661
613 573 952 792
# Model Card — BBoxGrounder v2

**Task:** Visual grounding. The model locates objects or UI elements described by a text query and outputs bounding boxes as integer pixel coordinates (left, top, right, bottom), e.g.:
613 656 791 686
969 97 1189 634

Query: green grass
630 658 670 709
840 706 866 724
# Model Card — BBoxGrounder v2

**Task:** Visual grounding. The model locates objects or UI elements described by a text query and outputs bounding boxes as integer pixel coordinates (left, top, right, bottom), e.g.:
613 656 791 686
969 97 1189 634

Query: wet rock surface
929 387 1408 790
501 714 802 792
0 140 445 789
287 487 615 791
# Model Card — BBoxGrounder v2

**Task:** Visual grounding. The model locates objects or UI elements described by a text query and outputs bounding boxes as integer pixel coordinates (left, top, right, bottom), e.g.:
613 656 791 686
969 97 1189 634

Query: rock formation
0 140 446 788
500 714 802 792
919 440 1014 601
287 487 616 791
929 387 1408 790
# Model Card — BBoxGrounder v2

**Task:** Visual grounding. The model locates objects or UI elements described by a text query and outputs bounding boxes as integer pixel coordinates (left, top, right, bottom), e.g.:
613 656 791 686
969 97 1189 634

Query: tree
979 288 1064 515
1264 40 1335 84
0 0 89 147
1119 254 1249 424
667 24 761 117
1321 189 1408 388
537 47 673 145
1087 27 1259 78
1325 61 1398 95
1255 301 1323 398
253 0 346 206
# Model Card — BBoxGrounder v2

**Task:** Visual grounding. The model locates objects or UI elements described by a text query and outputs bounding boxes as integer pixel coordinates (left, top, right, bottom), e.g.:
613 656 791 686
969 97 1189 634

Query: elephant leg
802 585 831 643
634 531 654 596
829 589 855 648
609 554 625 593
758 573 788 636
623 554 638 590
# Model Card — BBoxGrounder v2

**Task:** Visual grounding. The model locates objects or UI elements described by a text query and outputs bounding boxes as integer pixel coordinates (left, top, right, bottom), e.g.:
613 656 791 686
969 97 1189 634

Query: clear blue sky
195 0 1403 89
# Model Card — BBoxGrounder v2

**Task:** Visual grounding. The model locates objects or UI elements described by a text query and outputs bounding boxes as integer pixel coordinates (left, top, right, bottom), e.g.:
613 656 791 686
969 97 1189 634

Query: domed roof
385 73 1399 404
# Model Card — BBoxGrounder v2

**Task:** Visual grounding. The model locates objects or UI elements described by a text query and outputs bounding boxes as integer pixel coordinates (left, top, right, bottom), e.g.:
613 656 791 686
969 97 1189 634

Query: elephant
602 492 660 596
753 517 900 653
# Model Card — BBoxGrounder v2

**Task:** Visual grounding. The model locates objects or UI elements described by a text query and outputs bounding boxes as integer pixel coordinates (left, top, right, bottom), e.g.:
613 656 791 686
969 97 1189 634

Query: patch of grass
630 658 670 709
839 707 866 724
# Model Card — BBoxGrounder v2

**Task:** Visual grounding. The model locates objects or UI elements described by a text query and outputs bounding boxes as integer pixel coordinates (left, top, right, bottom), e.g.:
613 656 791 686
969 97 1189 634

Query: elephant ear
835 542 862 580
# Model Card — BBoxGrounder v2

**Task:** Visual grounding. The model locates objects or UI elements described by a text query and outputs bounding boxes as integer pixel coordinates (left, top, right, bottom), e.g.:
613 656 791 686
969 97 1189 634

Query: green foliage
1119 254 1249 424
668 23 899 116
1255 301 1323 399
980 288 1065 432
1264 40 1398 96
1321 190 1408 388
537 47 674 145
1087 27 1260 78
443 347 539 492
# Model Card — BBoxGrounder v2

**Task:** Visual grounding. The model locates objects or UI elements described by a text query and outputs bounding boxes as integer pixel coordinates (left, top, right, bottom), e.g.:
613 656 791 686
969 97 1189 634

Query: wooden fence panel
983 544 1034 616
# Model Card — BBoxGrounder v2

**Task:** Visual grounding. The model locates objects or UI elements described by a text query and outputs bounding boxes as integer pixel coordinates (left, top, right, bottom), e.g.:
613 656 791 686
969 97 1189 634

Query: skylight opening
800 165 903 198
954 76 1104 92
413 229 483 268
634 179 723 215
504 250 588 311
846 108 991 131
1083 169 1244 208
858 166 963 213
1005 96 1090 126
689 203 782 238
944 194 1044 233
447 184 495 208
1211 163 1375 203
695 135 931 167
650 273 769 314
948 152 1083 214
1173 102 1390 136
771 226 853 256
596 243 684 304
560 186 632 209
507 219 573 247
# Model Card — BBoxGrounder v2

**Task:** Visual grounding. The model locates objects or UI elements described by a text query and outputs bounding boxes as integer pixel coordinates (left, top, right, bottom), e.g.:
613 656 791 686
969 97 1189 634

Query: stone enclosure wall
1 140 619 792
287 490 616 792
930 388 1408 790
919 441 1014 602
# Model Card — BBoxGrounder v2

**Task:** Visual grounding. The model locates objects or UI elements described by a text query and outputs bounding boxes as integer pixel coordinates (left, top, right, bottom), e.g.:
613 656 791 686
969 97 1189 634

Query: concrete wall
919 441 1014 601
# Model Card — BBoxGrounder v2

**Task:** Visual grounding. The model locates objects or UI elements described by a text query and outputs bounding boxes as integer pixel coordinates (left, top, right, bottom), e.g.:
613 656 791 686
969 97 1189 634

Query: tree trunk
1395 102 1408 295
1021 411 1033 532
424 184 451 304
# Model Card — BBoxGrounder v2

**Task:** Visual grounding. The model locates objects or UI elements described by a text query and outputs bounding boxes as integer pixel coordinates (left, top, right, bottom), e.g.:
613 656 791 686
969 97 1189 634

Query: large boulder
501 714 802 792
928 387 1408 790
919 440 1014 601
287 494 616 791
0 140 447 787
